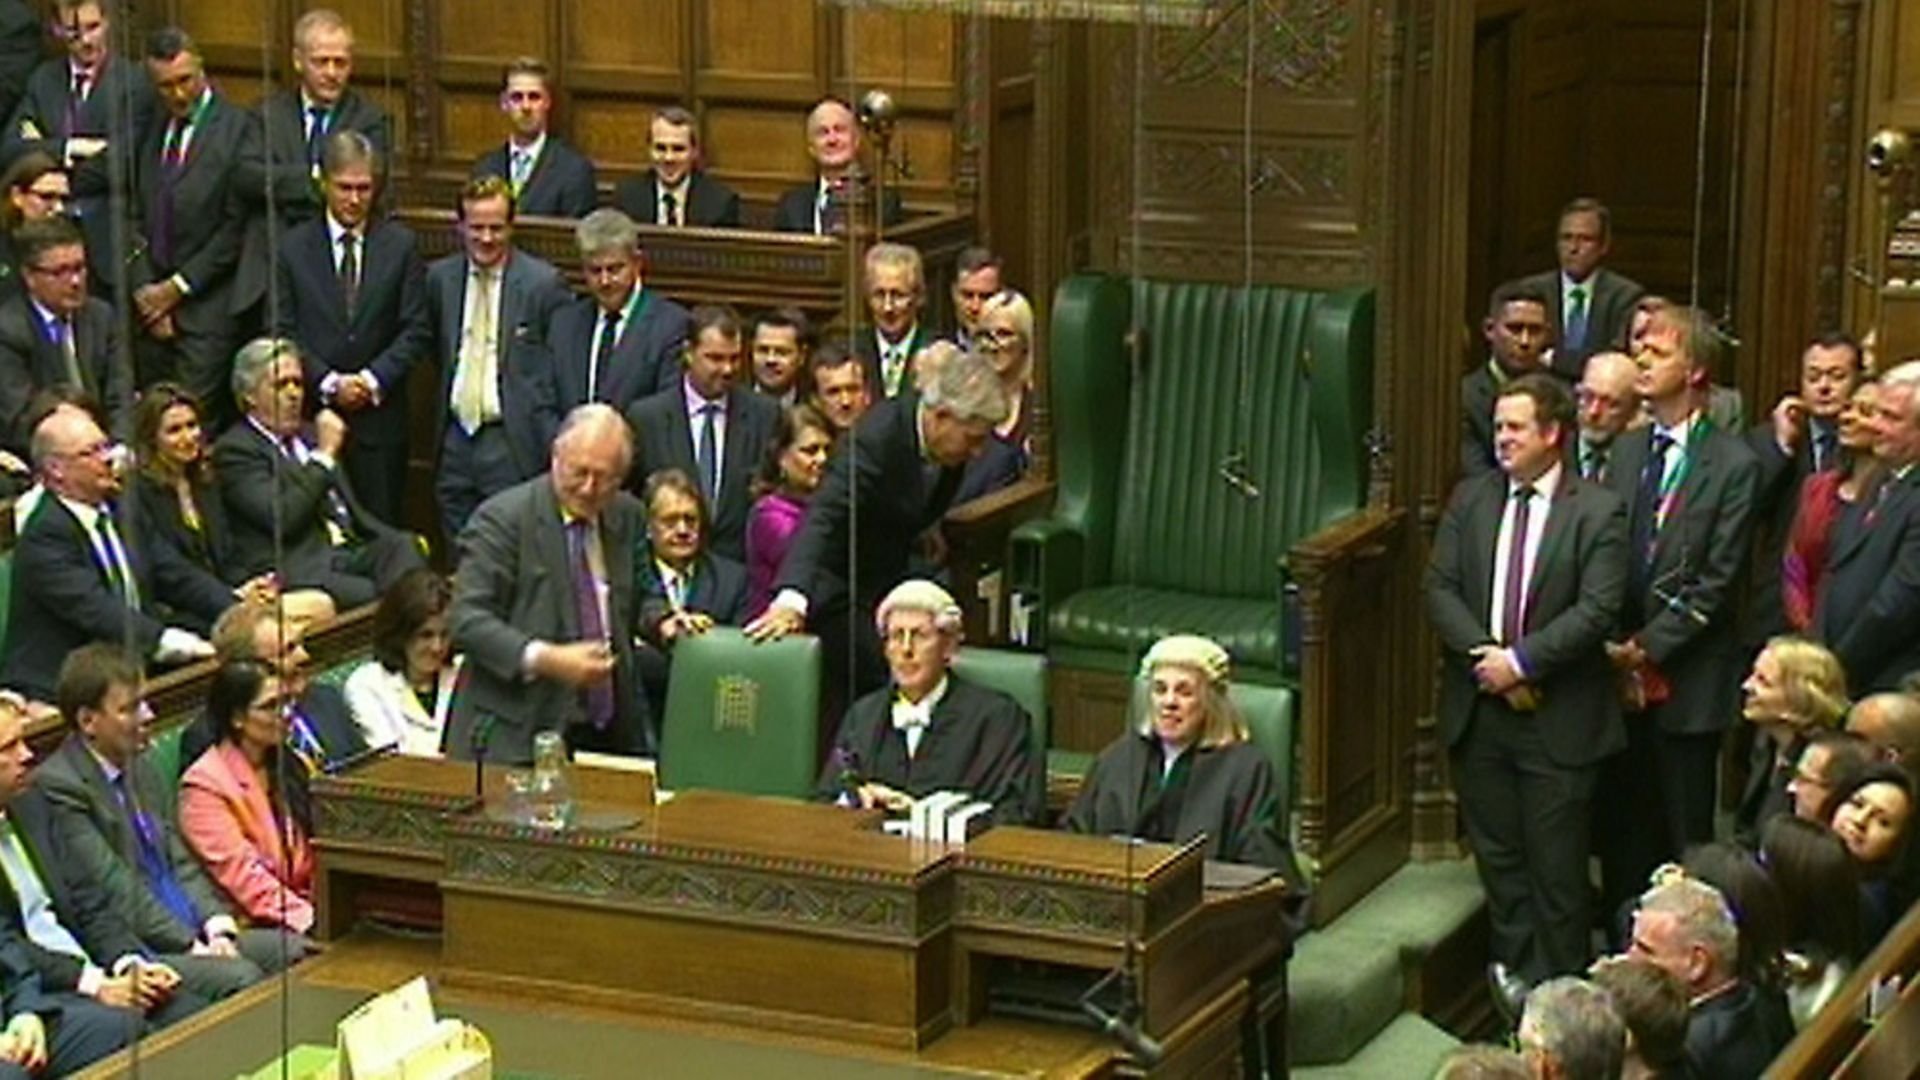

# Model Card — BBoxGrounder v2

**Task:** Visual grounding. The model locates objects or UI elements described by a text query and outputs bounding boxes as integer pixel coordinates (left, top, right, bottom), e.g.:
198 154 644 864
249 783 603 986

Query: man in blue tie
1597 303 1760 922
33 645 307 1002
468 57 595 219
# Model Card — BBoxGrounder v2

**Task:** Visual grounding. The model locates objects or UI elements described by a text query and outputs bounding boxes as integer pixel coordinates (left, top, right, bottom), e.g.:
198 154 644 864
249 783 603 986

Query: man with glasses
470 57 594 220
1573 351 1642 484
0 217 128 459
547 208 690 417
448 404 650 762
813 579 1038 825
854 243 932 399
0 404 227 701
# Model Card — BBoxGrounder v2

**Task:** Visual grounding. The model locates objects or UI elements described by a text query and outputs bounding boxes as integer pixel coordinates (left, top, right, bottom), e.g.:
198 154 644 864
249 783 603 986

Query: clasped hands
853 782 913 813
94 959 183 1011
1469 644 1535 709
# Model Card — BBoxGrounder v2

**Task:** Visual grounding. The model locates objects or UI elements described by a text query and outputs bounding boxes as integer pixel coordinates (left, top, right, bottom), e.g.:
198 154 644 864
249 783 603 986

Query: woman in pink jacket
178 660 316 934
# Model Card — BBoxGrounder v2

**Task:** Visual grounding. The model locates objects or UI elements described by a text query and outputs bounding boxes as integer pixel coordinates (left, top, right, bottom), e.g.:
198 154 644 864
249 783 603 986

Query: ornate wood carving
1822 0 1864 330
1151 0 1357 94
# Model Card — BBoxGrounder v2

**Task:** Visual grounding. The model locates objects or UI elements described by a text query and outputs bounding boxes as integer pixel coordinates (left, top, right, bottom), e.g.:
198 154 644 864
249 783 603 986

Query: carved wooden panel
435 1 549 64
561 1 684 72
703 0 818 82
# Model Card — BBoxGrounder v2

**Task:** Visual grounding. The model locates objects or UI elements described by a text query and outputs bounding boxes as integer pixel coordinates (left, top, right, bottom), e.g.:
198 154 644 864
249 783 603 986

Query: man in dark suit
233 7 391 333
747 350 1010 700
807 339 873 436
0 0 39 128
1625 876 1791 1080
448 405 650 762
632 467 748 731
128 28 254 422
35 645 297 1000
469 57 595 220
948 246 1003 351
1521 198 1645 381
772 96 902 234
1815 359 1920 693
1599 303 1760 916
853 242 936 400
0 697 208 1034
212 337 423 611
1744 333 1863 646
426 175 569 537
548 208 689 416
1426 373 1628 990
626 304 778 562
1 406 228 701
1459 280 1555 481
272 129 429 525
750 307 812 405
612 105 741 229
3 0 155 298
0 217 130 457
0 695 137 1075
1572 350 1640 484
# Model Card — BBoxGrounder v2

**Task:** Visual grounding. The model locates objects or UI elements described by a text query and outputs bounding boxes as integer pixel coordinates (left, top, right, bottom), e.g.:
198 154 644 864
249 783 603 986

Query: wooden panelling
841 10 954 87
1847 0 1920 356
440 90 507 162
561 1 683 71
186 0 271 49
701 0 817 79
435 1 549 64
703 106 813 183
568 98 656 166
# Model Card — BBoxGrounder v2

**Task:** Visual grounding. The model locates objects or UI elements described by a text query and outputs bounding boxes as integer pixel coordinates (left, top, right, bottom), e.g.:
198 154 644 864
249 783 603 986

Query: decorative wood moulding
1151 0 1357 94
316 798 463 858
1144 135 1351 208
825 0 1219 26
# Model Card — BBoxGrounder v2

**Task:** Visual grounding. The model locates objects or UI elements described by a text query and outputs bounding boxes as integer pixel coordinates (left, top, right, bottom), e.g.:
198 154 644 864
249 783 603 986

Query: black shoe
1487 961 1530 1025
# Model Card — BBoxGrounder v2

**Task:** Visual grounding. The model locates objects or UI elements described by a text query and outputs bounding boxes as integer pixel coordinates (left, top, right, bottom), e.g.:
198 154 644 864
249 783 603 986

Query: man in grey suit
129 28 255 421
1426 372 1628 994
34 645 306 1001
426 176 569 537
1598 303 1760 918
1522 197 1645 380
546 209 690 416
449 405 649 763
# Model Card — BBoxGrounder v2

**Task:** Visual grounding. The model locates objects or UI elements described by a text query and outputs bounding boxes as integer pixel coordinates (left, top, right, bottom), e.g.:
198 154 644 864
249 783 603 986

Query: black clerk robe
1064 735 1294 872
816 674 1039 826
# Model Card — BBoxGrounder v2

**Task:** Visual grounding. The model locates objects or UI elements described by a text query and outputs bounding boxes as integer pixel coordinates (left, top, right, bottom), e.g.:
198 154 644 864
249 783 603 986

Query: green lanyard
1655 412 1712 529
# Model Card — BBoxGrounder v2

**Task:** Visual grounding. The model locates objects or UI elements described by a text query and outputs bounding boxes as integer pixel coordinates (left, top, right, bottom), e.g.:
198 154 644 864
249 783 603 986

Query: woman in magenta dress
1784 379 1883 631
744 402 836 617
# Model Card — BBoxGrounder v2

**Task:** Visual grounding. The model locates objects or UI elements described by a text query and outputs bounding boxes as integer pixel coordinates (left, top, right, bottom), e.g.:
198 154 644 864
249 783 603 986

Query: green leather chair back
952 646 1048 765
659 628 821 799
1044 274 1135 592
1108 282 1374 597
143 724 188 807
1227 682 1296 824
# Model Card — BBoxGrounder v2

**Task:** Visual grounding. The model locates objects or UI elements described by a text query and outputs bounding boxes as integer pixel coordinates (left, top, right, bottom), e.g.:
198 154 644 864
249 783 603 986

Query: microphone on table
470 715 499 801
1080 991 1165 1067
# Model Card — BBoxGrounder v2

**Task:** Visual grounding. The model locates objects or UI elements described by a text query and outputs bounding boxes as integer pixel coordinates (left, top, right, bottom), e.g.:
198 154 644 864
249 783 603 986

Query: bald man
771 96 901 234
1846 693 1920 768
1574 351 1641 483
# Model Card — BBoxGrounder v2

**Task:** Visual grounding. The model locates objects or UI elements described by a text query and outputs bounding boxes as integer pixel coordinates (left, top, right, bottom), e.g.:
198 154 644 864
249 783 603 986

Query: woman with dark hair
0 150 68 292
129 383 334 628
744 402 834 617
1761 814 1863 1026
1679 842 1790 993
343 569 459 756
178 661 316 934
1822 761 1917 945
1783 379 1883 631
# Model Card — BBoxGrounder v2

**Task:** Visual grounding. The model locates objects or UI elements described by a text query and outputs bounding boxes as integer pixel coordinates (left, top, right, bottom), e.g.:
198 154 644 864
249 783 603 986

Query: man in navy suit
626 304 779 562
469 57 595 220
0 218 132 456
129 28 255 422
1816 359 1920 694
853 243 936 399
1598 303 1759 918
612 106 741 229
3 0 155 298
233 8 392 334
772 96 902 234
426 176 569 537
272 129 429 526
548 208 690 417
0 406 228 701
1522 198 1646 380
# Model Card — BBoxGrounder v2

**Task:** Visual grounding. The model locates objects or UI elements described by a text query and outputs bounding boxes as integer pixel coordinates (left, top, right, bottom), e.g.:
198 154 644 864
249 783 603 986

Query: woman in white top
343 568 461 757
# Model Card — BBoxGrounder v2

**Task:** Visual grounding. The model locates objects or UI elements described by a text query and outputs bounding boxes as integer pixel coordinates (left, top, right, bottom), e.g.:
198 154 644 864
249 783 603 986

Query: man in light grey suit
32 645 308 1002
448 405 650 763
426 175 570 537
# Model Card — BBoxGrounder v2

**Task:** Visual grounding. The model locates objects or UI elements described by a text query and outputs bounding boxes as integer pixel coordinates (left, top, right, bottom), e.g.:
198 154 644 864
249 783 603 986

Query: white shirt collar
1510 460 1564 500
891 675 950 730
657 171 691 202
55 493 103 530
326 212 361 246
509 131 547 164
28 297 64 333
84 742 123 785
1654 410 1700 452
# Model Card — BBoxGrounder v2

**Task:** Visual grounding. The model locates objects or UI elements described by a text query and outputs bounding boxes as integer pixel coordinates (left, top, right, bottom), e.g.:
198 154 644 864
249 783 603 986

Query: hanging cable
1720 0 1750 336
1687 0 1715 314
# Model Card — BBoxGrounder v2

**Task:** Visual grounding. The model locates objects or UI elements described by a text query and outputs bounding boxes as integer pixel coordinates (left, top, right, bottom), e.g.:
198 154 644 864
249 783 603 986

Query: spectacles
26 261 85 279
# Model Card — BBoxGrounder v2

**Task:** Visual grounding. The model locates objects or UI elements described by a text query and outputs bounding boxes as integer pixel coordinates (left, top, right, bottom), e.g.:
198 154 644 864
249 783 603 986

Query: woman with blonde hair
1063 634 1295 872
975 289 1036 461
1734 635 1850 842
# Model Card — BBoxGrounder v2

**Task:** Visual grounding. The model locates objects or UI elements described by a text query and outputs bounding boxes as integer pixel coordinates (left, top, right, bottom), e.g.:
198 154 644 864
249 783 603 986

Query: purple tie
1501 485 1535 643
566 521 615 731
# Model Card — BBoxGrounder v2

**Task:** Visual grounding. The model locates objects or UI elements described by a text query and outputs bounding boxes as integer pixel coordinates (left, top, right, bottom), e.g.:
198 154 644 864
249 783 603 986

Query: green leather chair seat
1049 585 1283 671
